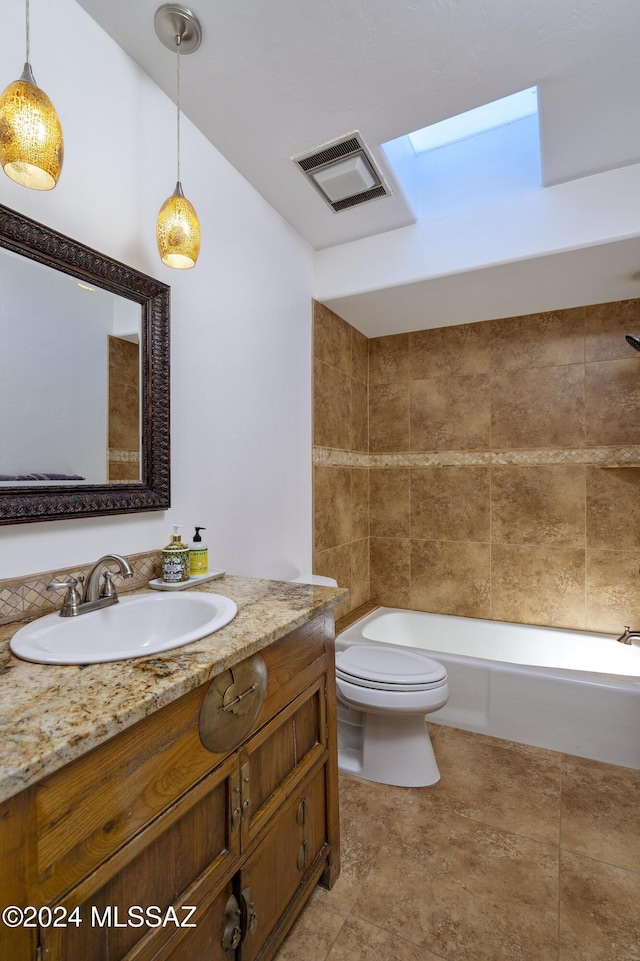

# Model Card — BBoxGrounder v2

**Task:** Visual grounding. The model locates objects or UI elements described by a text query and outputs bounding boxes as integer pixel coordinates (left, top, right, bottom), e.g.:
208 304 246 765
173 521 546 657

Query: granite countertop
0 575 347 805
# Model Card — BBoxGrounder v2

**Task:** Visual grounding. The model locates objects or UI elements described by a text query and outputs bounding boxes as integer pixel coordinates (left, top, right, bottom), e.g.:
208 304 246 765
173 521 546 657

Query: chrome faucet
616 626 640 645
47 554 134 617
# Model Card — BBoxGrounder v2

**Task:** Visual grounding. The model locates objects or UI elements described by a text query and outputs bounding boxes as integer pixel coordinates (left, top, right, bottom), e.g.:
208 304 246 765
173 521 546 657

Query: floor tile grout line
557 847 640 876
338 909 455 961
318 904 350 961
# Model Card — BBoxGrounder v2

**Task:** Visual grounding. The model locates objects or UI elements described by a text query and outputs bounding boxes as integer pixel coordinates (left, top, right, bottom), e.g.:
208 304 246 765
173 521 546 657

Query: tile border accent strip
313 446 640 468
107 449 140 463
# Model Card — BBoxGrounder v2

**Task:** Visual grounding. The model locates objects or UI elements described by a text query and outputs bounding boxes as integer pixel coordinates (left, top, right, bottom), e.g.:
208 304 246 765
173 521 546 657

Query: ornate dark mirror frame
0 204 170 525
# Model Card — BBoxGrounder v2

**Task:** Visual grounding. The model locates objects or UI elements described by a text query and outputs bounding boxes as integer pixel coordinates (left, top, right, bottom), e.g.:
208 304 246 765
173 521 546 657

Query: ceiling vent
292 132 391 212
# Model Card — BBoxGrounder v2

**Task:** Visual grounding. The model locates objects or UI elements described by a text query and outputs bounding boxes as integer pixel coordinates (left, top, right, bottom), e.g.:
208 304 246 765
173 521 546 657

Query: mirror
0 203 170 524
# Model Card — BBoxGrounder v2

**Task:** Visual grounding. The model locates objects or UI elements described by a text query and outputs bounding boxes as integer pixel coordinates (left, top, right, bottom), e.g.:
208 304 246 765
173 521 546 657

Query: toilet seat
336 644 447 692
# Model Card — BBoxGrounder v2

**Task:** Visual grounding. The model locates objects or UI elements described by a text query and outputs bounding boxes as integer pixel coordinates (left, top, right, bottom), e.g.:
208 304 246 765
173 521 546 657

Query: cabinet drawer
256 615 329 727
148 878 236 961
34 686 222 902
40 756 238 961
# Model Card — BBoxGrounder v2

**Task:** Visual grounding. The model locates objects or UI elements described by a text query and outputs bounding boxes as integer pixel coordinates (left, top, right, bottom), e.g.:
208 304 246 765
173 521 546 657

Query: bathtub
336 608 640 769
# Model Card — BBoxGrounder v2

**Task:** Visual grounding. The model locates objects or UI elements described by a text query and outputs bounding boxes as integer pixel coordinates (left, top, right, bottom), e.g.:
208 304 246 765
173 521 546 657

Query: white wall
0 0 314 580
316 161 640 303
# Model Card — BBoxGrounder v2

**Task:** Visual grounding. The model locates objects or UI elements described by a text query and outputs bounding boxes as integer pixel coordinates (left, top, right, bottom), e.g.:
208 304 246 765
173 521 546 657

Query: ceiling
76 0 640 331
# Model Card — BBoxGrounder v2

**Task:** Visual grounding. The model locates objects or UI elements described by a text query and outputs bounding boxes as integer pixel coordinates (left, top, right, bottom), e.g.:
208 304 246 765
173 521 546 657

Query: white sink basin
10 592 238 665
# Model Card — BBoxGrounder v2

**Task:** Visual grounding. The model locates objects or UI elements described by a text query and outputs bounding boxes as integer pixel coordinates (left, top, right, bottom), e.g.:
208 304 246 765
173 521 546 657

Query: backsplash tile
0 551 162 626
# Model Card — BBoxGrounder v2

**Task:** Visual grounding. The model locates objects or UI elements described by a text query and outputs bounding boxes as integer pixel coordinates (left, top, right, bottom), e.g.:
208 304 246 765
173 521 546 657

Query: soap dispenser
162 525 190 583
189 526 208 576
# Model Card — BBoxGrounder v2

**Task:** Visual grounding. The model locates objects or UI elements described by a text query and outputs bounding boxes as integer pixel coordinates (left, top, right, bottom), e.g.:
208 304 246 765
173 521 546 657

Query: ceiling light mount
154 4 202 54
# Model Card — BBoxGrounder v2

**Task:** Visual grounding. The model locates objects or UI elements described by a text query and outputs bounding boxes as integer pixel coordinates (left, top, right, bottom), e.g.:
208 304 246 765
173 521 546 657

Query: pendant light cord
25 0 30 64
176 35 182 183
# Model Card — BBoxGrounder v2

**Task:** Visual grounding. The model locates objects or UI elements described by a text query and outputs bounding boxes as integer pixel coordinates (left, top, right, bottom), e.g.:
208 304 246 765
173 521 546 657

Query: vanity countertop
0 575 347 805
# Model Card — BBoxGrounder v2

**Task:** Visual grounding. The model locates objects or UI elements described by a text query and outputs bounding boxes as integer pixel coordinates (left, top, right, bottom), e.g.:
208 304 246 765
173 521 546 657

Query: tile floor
275 725 640 961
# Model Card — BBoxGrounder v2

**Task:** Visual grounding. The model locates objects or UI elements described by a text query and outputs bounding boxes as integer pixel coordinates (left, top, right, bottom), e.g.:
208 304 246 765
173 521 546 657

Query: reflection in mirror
0 248 142 486
0 203 170 525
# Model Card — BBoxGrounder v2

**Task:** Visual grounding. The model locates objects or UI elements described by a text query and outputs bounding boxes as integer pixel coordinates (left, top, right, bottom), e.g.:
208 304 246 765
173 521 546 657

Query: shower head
626 335 640 352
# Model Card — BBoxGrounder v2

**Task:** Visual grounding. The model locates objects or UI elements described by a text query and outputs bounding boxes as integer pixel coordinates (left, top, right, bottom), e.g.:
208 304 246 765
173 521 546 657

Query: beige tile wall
108 336 141 482
313 302 369 620
313 298 640 632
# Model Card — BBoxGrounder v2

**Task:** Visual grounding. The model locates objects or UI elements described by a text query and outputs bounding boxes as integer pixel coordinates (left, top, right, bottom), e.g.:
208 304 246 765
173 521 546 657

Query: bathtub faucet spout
616 626 640 645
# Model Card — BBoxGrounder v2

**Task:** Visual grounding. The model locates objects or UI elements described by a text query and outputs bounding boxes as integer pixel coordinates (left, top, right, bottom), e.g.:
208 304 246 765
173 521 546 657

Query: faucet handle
46 577 82 617
101 570 117 599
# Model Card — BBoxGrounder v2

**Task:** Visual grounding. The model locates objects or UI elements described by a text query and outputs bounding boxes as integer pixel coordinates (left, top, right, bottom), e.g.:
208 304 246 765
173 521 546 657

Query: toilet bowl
335 644 449 788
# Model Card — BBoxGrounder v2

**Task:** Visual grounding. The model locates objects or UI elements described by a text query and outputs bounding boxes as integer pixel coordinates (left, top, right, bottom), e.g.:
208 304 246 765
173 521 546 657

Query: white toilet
288 575 448 787
335 643 449 788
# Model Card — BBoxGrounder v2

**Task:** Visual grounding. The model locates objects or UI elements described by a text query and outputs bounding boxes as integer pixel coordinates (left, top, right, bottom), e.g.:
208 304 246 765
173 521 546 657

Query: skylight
408 87 538 155
380 86 542 221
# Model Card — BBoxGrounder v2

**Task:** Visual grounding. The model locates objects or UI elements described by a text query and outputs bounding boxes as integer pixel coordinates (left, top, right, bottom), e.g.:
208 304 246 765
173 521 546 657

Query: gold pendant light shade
154 5 202 270
156 181 201 269
0 63 63 191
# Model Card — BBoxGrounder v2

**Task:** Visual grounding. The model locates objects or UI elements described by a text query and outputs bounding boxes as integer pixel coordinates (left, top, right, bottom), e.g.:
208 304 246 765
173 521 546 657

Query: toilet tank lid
291 574 338 586
337 644 447 685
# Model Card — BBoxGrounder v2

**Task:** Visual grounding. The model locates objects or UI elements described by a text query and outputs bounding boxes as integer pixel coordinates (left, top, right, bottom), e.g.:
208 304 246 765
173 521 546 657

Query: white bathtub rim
337 607 640 691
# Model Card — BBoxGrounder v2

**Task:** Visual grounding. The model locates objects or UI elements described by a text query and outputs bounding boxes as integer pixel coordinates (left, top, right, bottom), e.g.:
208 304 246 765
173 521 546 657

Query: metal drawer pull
241 887 258 936
297 839 309 872
221 894 242 951
222 683 257 712
199 654 267 754
296 796 308 826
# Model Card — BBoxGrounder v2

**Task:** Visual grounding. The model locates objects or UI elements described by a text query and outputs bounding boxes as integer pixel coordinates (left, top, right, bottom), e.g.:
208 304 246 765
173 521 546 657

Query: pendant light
0 0 63 190
155 4 202 270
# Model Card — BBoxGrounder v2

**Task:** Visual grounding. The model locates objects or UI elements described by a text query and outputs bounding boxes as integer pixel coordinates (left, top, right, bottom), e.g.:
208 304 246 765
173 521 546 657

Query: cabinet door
39 756 238 961
0 791 35 961
239 678 327 850
238 765 328 961
147 879 237 961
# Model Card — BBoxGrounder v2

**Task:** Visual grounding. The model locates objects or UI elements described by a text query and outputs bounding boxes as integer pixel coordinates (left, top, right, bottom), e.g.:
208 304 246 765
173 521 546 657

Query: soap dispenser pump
162 525 190 583
190 526 208 576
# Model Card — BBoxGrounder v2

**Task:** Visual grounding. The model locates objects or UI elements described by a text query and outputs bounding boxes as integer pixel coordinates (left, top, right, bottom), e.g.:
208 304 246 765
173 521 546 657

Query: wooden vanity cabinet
0 611 340 961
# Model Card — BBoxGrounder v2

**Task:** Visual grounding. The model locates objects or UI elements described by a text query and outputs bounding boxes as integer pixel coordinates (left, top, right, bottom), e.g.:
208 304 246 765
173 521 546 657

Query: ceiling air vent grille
292 132 391 213
297 137 362 172
332 185 388 211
